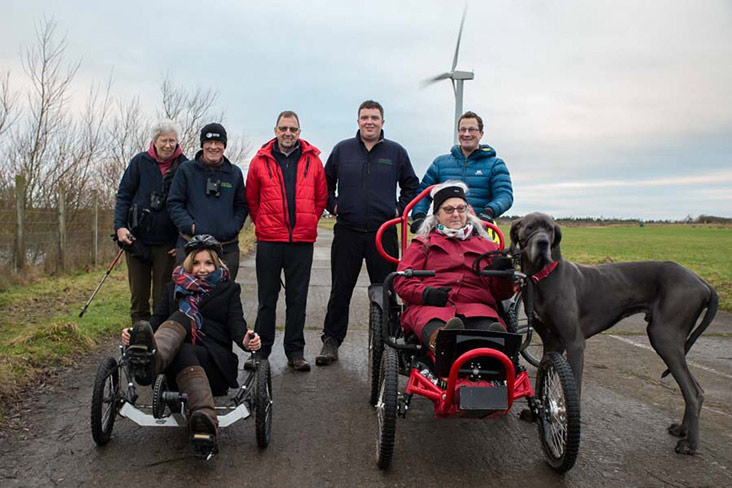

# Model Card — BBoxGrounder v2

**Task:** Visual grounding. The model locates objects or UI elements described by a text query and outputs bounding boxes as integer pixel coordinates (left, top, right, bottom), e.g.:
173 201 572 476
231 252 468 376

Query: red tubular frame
406 348 534 418
375 185 505 264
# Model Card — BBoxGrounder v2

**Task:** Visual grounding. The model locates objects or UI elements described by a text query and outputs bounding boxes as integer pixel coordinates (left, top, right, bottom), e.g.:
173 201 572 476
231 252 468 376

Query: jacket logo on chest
220 182 233 189
376 158 393 165
475 170 483 175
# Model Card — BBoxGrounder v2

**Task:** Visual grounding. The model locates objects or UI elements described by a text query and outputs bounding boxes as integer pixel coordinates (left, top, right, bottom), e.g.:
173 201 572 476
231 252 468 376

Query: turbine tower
423 6 474 145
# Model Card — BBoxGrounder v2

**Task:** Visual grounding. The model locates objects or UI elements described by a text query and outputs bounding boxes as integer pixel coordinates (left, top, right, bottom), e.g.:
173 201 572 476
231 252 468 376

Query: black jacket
151 280 248 389
325 130 419 232
167 153 249 247
113 151 187 245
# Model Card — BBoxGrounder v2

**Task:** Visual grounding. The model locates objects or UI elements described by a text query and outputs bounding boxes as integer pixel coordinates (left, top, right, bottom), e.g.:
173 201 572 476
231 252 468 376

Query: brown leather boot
176 366 218 459
153 320 187 373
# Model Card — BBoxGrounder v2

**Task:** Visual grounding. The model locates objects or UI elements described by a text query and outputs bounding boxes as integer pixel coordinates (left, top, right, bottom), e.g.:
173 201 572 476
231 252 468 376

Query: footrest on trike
457 385 508 417
192 433 218 460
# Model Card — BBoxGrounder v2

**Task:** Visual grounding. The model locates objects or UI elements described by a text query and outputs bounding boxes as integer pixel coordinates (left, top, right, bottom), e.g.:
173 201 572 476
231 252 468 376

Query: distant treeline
496 215 732 225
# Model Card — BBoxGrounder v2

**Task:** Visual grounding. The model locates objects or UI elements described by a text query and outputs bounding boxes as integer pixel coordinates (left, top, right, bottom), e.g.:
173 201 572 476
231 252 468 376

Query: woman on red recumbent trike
394 181 514 351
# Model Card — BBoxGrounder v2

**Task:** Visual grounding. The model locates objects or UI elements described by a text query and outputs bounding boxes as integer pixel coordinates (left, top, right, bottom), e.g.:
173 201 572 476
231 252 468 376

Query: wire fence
0 187 119 276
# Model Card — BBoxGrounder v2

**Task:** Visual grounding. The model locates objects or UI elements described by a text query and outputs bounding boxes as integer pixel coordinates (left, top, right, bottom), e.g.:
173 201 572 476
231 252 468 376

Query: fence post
14 175 25 271
92 190 98 266
58 183 66 272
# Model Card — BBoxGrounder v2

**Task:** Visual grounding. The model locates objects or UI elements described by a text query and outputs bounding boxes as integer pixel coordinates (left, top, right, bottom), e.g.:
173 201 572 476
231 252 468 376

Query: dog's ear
551 221 563 261
509 218 522 256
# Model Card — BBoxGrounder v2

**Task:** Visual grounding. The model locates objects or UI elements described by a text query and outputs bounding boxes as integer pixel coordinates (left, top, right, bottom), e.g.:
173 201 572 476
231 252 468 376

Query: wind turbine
423 5 474 145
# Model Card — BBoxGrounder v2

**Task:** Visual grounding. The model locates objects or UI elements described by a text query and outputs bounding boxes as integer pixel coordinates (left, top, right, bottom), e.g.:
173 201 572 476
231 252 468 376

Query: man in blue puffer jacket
167 123 248 279
411 111 513 231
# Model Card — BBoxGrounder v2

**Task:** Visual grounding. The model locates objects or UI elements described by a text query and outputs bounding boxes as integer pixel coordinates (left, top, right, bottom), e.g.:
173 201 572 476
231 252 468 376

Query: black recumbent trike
90 345 272 460
366 186 580 473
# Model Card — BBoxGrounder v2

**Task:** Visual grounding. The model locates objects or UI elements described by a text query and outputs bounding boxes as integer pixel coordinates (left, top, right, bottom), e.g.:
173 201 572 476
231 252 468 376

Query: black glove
478 206 494 222
489 256 514 270
422 286 452 307
410 213 426 234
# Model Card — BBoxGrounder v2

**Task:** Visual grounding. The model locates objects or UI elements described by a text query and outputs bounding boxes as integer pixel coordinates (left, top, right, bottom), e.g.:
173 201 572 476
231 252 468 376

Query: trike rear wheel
91 356 120 446
536 352 581 473
376 347 398 470
368 302 384 406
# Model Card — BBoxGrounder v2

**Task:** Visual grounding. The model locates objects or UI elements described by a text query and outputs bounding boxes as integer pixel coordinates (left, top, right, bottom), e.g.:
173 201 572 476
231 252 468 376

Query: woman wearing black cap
121 234 260 458
394 181 515 352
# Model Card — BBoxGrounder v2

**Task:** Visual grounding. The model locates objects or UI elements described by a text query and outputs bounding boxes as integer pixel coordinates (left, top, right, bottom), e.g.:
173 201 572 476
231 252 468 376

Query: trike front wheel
536 352 581 473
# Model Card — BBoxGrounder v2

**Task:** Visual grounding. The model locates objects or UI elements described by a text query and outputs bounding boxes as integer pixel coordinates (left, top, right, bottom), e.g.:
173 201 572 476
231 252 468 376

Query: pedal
192 434 218 460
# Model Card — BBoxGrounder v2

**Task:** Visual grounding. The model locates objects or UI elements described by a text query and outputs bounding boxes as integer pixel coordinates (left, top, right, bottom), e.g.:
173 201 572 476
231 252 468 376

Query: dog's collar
530 261 558 284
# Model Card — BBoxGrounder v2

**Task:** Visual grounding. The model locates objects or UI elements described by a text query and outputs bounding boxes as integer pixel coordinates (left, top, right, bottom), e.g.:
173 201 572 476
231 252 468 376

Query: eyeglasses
277 126 300 133
457 127 480 134
440 204 468 214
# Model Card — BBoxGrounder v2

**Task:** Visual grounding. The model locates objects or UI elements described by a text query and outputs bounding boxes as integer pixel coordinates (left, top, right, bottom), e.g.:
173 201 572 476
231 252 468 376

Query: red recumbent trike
367 186 580 473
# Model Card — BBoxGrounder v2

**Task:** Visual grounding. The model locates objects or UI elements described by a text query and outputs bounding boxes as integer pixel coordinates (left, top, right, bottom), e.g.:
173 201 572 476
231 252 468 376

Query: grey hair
151 119 180 141
416 212 491 238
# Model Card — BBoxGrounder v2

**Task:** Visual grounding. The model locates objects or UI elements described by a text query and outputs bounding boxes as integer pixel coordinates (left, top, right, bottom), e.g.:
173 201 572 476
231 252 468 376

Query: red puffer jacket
246 139 327 242
394 230 515 340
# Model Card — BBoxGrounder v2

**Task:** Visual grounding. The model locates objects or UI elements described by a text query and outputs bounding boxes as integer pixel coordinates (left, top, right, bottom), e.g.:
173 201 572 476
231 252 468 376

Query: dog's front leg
564 338 586 398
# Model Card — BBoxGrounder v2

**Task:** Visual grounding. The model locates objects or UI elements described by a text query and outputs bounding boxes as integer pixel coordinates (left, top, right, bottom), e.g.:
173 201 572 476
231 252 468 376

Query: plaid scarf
173 266 229 344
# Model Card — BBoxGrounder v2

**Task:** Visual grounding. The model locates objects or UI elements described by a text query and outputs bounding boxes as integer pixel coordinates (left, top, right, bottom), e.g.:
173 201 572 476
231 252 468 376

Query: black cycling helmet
184 234 223 256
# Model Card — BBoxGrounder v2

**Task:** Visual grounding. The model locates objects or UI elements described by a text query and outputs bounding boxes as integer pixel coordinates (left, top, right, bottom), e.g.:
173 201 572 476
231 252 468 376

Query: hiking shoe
287 356 311 372
315 337 339 366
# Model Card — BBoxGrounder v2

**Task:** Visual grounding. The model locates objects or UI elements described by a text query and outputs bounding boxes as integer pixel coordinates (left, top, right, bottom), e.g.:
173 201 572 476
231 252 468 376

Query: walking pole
79 248 125 317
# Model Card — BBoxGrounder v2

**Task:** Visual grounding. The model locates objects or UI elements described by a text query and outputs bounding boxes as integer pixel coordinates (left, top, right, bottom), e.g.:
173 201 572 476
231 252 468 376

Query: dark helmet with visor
184 234 222 256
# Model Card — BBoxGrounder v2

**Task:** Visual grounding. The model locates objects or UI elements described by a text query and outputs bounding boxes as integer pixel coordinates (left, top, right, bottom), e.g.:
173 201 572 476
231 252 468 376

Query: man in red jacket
245 111 327 371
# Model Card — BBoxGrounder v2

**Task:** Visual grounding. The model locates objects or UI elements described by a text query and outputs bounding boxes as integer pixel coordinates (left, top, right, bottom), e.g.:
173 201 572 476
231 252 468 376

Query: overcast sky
3 0 731 219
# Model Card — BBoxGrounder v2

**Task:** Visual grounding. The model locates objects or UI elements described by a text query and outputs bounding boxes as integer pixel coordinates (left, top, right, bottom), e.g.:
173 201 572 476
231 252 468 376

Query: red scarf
147 141 182 175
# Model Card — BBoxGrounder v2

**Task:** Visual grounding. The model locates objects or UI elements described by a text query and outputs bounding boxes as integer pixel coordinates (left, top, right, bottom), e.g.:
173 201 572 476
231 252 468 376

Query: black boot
315 336 339 366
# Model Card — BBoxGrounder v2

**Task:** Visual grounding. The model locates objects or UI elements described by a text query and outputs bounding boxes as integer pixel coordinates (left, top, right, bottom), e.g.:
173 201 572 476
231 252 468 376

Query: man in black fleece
316 100 419 366
167 123 248 279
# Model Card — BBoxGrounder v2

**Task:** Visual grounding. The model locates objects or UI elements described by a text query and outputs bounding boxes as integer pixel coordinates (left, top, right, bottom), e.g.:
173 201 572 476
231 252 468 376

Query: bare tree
9 18 80 208
159 73 222 156
0 70 18 137
99 96 150 205
0 70 19 202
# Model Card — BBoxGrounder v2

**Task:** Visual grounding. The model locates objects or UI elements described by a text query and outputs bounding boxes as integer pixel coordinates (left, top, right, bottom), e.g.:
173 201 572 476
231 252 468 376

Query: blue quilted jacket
412 144 513 217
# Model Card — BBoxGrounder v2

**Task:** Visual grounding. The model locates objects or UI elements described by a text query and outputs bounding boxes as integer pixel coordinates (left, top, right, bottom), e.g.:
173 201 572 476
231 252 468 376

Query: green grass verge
0 264 129 419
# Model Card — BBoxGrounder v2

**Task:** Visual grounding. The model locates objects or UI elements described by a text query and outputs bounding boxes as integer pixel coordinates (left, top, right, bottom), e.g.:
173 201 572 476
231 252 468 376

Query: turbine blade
451 79 456 97
421 72 453 87
451 4 467 72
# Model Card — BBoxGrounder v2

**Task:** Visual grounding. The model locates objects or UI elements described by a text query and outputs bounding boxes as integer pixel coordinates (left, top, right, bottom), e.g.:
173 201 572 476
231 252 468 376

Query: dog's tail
661 283 719 378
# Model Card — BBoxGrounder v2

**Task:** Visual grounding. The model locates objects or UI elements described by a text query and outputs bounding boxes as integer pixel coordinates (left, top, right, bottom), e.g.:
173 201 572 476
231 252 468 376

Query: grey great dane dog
509 212 718 455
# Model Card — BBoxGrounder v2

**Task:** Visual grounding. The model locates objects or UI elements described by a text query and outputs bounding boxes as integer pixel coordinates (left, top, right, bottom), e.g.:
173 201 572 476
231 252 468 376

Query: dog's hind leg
647 318 704 455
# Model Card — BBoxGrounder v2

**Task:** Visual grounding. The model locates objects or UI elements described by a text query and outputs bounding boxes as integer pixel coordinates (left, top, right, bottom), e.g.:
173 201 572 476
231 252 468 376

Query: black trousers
126 244 176 324
254 241 314 359
322 224 397 344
